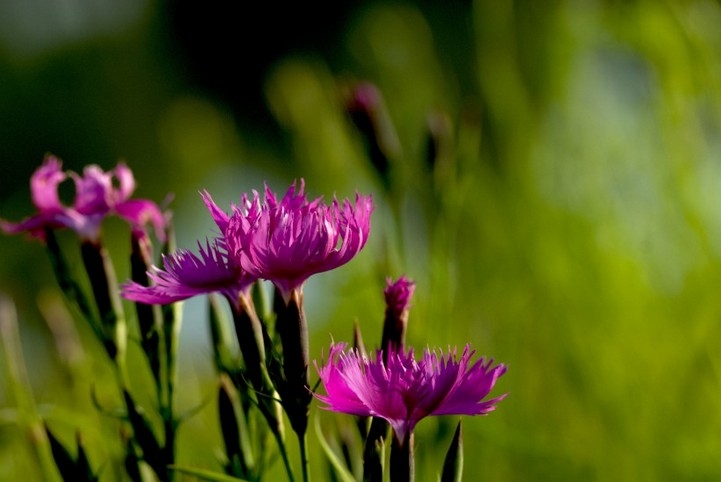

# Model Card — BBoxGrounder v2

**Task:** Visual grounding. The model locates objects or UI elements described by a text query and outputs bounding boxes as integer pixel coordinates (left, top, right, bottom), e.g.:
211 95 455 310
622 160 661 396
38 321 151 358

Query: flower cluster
1 155 166 242
2 156 507 482
123 180 373 306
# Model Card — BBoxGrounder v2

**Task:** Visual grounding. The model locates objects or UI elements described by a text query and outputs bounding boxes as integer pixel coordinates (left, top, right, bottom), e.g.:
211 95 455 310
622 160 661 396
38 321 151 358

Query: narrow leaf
168 465 249 481
218 374 255 476
362 417 387 482
123 391 166 481
208 293 236 373
314 415 357 482
130 231 162 385
45 424 77 480
75 432 98 481
440 420 463 482
0 294 62 482
44 230 101 339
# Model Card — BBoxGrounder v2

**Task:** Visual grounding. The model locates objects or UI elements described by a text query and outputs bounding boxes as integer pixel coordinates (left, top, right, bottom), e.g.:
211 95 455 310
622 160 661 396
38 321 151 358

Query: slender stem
232 294 269 393
159 226 179 467
274 288 312 481
80 240 126 362
163 414 176 479
231 294 293 479
130 231 162 389
363 417 387 482
390 432 414 482
161 301 181 478
299 431 310 482
44 230 101 342
276 430 296 482
274 288 311 436
274 287 313 482
0 295 62 482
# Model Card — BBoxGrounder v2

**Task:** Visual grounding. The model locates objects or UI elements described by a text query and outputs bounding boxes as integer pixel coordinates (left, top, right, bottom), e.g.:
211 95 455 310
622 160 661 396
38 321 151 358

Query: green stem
362 418 387 482
0 295 62 482
80 240 126 363
130 231 162 389
275 430 296 482
44 230 101 340
161 301 181 479
389 432 414 482
274 289 311 437
299 431 310 482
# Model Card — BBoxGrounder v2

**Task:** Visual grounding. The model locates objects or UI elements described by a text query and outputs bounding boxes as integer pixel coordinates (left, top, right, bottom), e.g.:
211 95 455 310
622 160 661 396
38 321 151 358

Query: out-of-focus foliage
3 0 721 480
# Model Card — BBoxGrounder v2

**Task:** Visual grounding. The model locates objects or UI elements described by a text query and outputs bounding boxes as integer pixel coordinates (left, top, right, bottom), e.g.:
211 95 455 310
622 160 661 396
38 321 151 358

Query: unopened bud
344 82 401 188
380 275 415 359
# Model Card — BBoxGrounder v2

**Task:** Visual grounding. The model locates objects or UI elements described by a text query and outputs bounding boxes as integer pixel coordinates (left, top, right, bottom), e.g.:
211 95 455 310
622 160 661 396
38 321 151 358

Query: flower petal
30 155 66 211
121 239 255 305
116 199 168 242
71 165 113 215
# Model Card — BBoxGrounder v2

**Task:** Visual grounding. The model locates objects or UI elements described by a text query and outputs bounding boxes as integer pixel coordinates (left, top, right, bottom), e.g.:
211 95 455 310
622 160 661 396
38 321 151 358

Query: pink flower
313 343 507 442
208 180 373 300
1 155 167 242
121 239 256 305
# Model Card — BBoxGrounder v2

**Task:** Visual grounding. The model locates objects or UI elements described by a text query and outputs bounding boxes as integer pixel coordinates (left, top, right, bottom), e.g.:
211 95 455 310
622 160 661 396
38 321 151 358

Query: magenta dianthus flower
121 239 256 305
314 343 507 443
208 180 373 300
1 155 167 242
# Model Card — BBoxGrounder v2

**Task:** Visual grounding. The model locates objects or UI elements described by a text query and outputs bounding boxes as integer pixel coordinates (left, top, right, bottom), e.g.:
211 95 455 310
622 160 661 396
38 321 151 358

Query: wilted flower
210 179 373 301
121 238 255 306
1 155 166 242
314 342 507 443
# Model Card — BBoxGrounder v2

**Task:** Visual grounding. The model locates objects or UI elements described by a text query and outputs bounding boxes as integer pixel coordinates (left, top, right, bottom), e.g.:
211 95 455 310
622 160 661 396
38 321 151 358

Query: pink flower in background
1 155 167 241
314 343 507 443
209 180 373 300
121 238 256 305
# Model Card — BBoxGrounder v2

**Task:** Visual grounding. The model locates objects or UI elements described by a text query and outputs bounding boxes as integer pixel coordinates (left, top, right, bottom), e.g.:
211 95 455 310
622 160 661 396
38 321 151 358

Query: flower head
121 238 256 305
222 180 373 300
1 155 167 242
313 342 507 442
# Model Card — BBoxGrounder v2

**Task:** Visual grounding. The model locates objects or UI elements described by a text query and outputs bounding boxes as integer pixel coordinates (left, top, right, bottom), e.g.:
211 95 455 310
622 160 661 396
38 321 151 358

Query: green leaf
123 391 166 481
362 417 387 482
314 414 357 482
75 432 98 482
168 465 250 481
44 230 101 340
218 374 255 477
45 424 78 481
440 420 463 482
208 293 236 373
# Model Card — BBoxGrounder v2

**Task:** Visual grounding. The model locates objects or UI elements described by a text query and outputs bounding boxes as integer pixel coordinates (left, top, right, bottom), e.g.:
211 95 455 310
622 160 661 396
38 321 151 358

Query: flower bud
380 276 415 361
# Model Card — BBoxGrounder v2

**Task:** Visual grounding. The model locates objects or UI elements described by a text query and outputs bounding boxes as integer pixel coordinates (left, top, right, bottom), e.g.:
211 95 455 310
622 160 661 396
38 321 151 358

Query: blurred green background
3 0 721 480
